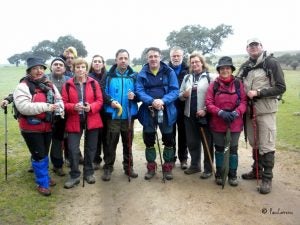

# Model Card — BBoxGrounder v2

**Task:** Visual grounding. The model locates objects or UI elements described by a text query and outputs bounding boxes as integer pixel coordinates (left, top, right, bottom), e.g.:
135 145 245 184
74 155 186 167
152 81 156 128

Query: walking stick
250 100 260 191
4 106 8 181
149 106 165 183
221 125 231 189
200 127 215 176
82 110 87 188
127 100 132 182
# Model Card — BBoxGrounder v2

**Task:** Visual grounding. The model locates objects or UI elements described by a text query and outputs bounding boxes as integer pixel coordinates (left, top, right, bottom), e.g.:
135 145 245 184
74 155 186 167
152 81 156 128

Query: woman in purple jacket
205 56 247 186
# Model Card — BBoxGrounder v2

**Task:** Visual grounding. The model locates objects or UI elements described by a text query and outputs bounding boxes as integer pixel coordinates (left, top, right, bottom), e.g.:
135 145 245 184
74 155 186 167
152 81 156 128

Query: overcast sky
1 0 299 64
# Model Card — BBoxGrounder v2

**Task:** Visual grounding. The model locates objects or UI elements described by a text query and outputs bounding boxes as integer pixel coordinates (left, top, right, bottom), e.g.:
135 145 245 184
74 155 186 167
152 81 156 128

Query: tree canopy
166 24 233 55
7 35 87 66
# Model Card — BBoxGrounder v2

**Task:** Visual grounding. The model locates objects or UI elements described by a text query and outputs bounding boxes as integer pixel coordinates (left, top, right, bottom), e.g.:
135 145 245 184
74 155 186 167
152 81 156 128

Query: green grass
0 65 299 223
276 70 300 151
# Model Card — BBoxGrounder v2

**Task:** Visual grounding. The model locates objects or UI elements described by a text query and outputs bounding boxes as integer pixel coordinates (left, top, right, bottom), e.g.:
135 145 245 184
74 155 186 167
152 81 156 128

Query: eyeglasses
190 61 201 65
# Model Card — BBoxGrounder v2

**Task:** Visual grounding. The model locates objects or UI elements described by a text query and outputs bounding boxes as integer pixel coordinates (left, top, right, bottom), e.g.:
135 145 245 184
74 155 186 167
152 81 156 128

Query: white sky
1 0 299 64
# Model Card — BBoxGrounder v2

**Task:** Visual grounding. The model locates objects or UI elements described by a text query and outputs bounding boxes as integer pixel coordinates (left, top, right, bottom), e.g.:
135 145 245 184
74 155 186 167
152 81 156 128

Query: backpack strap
66 80 97 101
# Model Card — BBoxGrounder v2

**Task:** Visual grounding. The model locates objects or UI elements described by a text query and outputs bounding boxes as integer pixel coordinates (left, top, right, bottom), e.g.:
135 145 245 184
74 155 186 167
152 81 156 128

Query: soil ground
52 124 300 225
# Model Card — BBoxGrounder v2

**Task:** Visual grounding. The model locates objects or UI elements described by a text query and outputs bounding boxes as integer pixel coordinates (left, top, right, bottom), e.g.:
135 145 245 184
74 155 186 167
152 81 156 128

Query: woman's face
190 56 203 74
92 56 104 73
218 66 232 78
28 65 45 79
74 63 87 78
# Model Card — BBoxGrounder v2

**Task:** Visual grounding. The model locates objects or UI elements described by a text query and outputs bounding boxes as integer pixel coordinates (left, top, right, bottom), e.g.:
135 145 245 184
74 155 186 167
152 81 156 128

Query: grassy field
0 65 299 224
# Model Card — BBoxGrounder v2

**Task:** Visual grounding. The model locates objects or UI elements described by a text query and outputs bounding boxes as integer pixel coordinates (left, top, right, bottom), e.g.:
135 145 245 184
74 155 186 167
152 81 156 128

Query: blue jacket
136 61 179 126
101 64 138 120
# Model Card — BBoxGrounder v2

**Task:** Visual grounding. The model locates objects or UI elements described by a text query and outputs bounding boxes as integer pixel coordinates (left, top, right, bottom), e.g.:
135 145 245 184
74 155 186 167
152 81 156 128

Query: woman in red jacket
62 58 103 189
205 56 247 186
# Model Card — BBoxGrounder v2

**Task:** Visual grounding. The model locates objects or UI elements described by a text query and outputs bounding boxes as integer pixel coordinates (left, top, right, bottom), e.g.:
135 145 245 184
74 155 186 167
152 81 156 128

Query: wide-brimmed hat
50 57 66 67
247 38 262 46
26 57 47 72
216 56 236 72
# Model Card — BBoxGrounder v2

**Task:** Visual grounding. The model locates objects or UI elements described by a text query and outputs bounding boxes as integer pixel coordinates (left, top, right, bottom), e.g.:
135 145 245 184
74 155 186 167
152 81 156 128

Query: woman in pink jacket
62 58 103 189
205 56 247 187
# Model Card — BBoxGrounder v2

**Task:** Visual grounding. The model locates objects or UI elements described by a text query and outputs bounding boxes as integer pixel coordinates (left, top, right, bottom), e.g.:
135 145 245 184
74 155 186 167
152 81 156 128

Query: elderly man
168 46 189 170
237 38 286 194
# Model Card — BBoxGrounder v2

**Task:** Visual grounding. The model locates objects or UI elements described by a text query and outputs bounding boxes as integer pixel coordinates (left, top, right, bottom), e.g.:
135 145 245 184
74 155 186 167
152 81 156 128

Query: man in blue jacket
101 49 139 181
136 47 179 180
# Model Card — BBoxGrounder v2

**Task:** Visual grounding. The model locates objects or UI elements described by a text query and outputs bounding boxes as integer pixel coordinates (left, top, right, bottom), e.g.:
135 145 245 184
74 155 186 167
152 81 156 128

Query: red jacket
205 76 247 132
62 77 103 132
19 88 52 132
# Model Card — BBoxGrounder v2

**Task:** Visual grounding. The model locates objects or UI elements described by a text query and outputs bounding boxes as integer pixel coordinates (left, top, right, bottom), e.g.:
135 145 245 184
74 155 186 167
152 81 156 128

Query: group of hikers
1 38 286 197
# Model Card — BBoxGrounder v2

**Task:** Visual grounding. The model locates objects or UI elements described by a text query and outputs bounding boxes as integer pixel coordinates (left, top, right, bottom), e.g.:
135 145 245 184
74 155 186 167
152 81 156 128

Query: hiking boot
180 161 188 170
259 179 272 194
64 177 80 189
163 163 173 180
84 175 96 184
144 170 156 180
102 169 111 181
144 162 157 180
200 171 212 179
241 170 262 180
49 178 56 187
184 167 201 175
53 167 66 176
125 168 138 178
215 176 222 185
37 186 51 196
228 177 238 186
93 163 101 170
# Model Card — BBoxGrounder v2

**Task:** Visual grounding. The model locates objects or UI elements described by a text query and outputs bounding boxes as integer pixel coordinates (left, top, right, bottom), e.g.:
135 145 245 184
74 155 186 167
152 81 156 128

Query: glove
218 110 234 123
231 111 239 120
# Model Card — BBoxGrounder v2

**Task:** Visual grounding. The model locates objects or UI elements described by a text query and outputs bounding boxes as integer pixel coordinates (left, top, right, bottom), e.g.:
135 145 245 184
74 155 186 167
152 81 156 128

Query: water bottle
157 110 163 124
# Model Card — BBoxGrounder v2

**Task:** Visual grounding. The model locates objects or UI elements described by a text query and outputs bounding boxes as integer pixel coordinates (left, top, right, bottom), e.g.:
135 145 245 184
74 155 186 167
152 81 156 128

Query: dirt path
52 126 300 225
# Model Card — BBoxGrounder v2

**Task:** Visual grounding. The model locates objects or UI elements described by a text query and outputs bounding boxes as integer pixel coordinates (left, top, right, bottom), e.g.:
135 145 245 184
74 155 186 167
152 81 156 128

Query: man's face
51 60 66 76
116 52 129 71
170 50 183 66
147 50 161 70
246 42 264 59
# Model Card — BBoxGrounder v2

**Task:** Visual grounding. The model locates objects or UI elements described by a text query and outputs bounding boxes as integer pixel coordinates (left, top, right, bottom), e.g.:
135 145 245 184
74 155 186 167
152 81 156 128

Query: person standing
237 38 286 194
168 46 189 170
136 47 179 180
13 57 63 196
206 56 247 186
101 49 139 181
89 55 107 170
47 57 70 176
179 52 217 178
62 58 103 188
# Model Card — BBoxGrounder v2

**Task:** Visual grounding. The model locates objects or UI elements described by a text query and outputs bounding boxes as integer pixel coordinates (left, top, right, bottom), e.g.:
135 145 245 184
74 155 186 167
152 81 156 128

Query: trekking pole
221 124 231 189
127 99 132 182
251 101 260 191
82 109 87 188
4 106 8 181
200 127 215 176
149 106 165 183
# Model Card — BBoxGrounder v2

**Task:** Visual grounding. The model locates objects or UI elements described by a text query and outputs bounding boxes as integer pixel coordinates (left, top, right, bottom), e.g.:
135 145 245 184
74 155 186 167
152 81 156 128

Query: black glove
218 110 234 123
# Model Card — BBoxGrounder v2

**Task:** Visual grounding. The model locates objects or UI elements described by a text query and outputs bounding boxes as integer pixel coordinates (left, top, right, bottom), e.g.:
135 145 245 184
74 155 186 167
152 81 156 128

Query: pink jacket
205 77 247 132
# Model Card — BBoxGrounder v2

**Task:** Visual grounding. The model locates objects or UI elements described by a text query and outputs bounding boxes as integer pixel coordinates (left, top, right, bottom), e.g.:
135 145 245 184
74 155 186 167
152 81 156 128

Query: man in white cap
237 38 286 194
